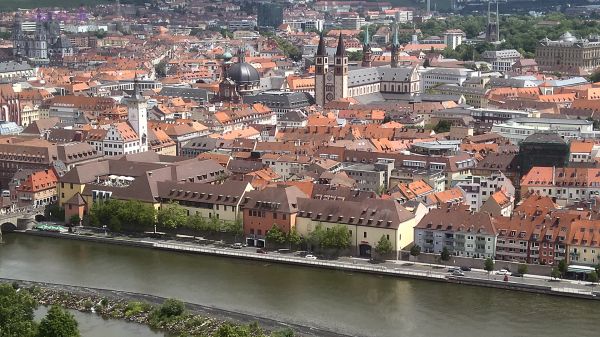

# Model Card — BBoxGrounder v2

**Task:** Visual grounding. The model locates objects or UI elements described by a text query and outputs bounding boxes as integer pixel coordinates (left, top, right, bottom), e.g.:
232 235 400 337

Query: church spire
391 23 400 68
335 33 346 57
362 25 373 68
316 32 326 56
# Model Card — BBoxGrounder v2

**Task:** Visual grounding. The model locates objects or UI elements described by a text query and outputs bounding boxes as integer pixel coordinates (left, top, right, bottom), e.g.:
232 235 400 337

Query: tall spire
316 32 326 56
238 45 246 63
335 32 346 57
362 24 372 67
393 23 399 47
496 1 500 42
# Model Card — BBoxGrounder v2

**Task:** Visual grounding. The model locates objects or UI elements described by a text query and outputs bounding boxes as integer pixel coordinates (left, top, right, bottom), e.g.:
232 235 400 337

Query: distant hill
0 0 146 11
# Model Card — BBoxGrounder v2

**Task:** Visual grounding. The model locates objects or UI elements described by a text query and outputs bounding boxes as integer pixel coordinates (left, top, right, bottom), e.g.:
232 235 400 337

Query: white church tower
127 78 148 152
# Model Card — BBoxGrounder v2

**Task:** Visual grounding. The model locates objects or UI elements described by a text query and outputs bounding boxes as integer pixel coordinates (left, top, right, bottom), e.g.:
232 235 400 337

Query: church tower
127 78 148 152
361 25 372 68
12 13 25 58
314 33 328 107
33 11 48 60
333 33 348 101
391 24 400 68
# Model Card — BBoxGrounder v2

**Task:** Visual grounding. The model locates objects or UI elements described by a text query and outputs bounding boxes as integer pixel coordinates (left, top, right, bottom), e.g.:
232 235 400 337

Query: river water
35 306 163 337
0 234 597 337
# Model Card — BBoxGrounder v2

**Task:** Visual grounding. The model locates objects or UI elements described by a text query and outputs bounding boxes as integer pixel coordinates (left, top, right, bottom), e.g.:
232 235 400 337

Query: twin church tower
314 26 408 107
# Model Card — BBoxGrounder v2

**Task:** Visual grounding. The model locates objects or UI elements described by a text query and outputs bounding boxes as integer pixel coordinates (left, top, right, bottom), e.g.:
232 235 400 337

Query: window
363 232 367 238
257 229 262 235
282 214 287 220
386 234 390 240
273 213 277 219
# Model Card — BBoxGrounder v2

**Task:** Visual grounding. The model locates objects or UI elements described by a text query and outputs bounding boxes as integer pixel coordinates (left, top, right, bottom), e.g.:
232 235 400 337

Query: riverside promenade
17 230 600 301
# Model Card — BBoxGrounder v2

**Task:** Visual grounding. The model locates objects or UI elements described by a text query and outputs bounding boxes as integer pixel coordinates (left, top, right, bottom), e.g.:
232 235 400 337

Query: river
35 306 164 337
0 234 597 337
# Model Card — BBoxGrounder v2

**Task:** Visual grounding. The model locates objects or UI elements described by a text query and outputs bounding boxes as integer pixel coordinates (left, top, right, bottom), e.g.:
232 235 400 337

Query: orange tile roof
17 169 58 193
570 140 595 153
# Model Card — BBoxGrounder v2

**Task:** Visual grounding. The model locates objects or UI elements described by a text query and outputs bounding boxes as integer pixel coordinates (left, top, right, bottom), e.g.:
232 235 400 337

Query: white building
421 68 475 91
443 29 465 50
481 49 522 72
491 117 598 144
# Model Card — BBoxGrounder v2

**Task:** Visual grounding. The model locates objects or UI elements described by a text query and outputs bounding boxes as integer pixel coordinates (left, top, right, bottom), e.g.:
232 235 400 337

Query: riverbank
0 278 349 337
15 230 600 301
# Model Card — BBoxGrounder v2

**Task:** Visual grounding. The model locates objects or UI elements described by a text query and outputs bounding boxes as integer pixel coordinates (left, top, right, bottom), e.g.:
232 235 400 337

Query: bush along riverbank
16 282 296 337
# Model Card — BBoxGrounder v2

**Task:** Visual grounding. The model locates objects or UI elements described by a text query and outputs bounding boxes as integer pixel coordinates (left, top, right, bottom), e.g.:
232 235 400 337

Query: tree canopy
89 199 156 232
37 306 80 337
375 235 393 257
0 284 38 337
156 202 188 230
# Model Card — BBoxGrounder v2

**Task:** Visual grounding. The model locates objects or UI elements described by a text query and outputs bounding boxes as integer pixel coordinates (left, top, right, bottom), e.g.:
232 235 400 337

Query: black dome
226 62 260 84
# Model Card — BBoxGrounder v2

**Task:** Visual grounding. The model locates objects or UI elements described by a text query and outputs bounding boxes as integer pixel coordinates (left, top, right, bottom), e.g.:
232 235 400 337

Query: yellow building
567 220 600 266
156 180 254 222
20 105 42 127
295 198 416 258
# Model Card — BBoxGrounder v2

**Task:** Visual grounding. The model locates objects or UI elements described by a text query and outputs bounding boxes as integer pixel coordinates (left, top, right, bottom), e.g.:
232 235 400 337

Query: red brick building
241 185 307 247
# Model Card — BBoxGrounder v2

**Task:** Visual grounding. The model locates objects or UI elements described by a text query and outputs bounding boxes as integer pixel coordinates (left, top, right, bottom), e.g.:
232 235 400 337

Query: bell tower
127 78 148 152
314 33 328 107
334 33 348 101
391 24 400 68
361 25 372 68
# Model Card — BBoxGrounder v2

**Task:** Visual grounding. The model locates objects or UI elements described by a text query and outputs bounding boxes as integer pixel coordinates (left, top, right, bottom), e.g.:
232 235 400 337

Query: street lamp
103 225 107 237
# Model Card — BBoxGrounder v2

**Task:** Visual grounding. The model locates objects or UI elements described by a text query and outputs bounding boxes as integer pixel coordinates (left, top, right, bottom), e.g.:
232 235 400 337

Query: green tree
588 271 599 285
410 245 421 261
550 267 561 280
69 215 81 225
156 202 187 230
484 258 494 275
266 225 287 247
348 50 363 61
44 203 65 221
375 235 393 259
322 225 351 251
440 247 451 265
591 71 600 83
558 259 567 277
517 264 528 275
37 305 80 337
89 199 156 232
286 228 302 249
433 120 451 133
0 284 38 337
155 60 167 78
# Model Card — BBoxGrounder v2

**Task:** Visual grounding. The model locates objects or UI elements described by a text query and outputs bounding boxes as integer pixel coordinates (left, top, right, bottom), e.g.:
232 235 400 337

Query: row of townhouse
520 166 600 206
414 195 600 266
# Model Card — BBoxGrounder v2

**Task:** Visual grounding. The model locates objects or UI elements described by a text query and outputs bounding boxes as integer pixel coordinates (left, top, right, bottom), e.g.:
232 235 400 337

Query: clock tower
314 33 328 107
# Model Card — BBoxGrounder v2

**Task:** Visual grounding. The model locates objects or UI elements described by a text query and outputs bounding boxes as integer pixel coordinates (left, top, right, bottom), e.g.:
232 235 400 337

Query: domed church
218 48 261 102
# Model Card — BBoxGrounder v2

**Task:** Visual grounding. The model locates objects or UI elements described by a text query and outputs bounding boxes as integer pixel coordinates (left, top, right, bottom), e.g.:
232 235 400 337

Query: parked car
256 248 267 254
460 266 472 271
511 272 524 277
231 243 243 249
451 270 465 277
495 269 510 275
296 251 308 257
447 267 460 273
305 254 317 260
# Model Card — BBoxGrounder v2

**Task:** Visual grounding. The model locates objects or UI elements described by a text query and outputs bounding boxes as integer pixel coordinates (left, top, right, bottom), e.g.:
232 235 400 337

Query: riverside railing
152 242 447 280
